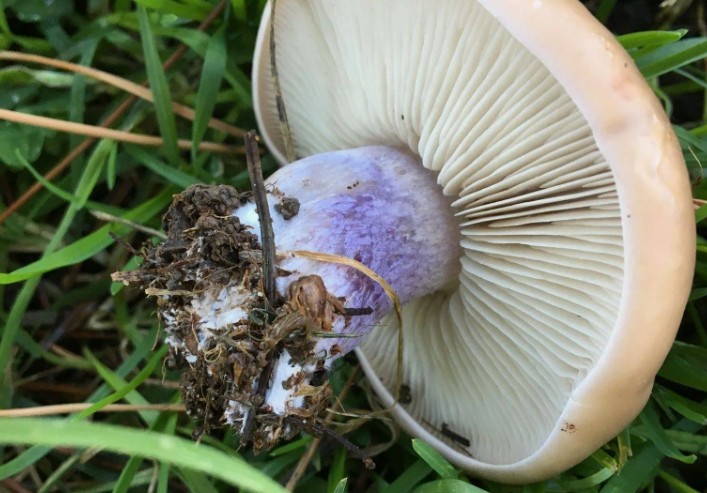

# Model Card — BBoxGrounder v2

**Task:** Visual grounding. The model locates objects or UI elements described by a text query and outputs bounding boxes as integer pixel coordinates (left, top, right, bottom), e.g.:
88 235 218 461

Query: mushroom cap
252 0 695 483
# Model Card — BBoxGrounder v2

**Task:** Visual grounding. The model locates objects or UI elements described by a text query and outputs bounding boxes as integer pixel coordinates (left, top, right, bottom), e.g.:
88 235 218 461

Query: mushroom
238 0 696 483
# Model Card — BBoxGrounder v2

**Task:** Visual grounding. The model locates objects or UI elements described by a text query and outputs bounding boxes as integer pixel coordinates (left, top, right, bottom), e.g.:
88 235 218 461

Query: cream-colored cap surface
252 0 695 483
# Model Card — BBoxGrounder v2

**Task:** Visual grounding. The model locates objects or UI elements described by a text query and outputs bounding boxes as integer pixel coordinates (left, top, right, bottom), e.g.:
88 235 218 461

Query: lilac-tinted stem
234 146 461 414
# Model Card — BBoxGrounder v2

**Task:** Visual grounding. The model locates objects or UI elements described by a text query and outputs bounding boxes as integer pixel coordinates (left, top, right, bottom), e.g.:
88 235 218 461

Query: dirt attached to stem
112 184 344 453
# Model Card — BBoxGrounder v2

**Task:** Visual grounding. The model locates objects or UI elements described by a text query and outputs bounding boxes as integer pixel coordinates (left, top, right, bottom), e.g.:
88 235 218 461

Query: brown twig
0 0 227 225
245 130 277 307
96 211 167 239
239 130 279 446
239 356 276 447
0 109 242 155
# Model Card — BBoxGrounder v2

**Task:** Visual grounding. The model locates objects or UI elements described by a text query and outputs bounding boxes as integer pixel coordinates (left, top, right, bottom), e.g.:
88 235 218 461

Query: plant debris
274 196 300 219
112 184 352 454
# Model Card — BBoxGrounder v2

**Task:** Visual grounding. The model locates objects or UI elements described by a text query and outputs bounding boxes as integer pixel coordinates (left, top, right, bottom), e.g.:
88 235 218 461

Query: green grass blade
68 40 98 175
269 436 312 456
659 342 707 391
412 439 459 480
112 18 211 58
666 430 707 455
636 37 707 78
158 459 172 493
231 0 247 21
67 470 154 493
594 0 617 23
382 459 433 493
178 468 220 493
36 454 82 493
0 134 114 409
133 0 211 21
660 387 707 423
674 68 707 91
136 5 181 167
695 206 707 225
414 479 489 493
106 137 118 190
0 190 171 284
327 448 348 493
590 448 619 472
113 456 145 493
600 444 663 493
665 430 707 455
553 467 615 491
0 0 13 39
332 478 349 493
113 380 180 493
0 445 53 479
156 412 179 493
15 329 92 369
638 402 697 464
192 24 228 160
78 346 168 422
75 140 114 207
658 471 701 493
125 144 200 188
618 30 686 51
17 151 80 205
0 418 287 493
0 334 158 479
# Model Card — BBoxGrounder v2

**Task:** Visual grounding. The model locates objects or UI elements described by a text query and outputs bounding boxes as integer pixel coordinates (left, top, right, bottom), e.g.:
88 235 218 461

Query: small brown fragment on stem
287 275 345 332
274 196 300 219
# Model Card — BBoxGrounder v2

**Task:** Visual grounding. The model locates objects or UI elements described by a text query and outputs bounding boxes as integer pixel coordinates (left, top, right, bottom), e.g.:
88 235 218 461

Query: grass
0 0 706 492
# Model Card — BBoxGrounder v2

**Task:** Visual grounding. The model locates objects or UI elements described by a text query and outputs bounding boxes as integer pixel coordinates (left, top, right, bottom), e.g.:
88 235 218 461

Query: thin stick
239 130 279 446
0 0 227 226
92 210 167 239
0 51 245 138
269 0 296 162
0 403 185 417
0 109 242 155
285 366 362 491
239 356 276 447
245 131 277 306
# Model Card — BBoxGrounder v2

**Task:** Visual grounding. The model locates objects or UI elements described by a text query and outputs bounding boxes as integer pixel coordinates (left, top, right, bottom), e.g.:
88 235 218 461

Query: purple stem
233 146 461 413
